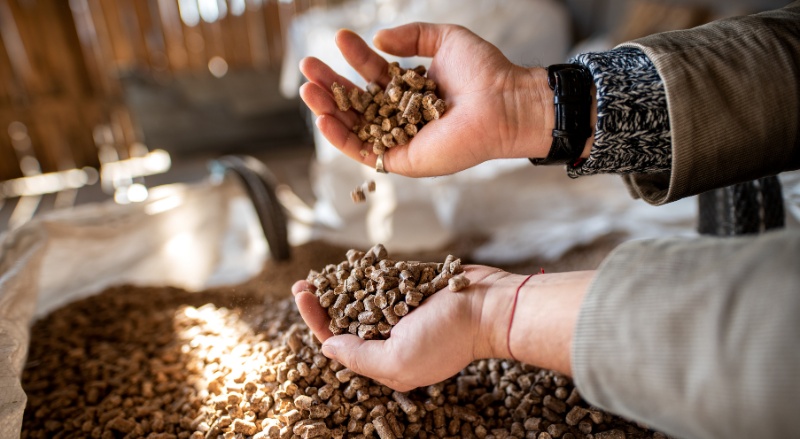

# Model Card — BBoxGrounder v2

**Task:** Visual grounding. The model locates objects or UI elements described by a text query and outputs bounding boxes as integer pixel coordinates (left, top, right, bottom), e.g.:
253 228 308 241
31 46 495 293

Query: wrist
472 272 523 360
530 66 556 159
582 83 597 158
501 67 553 160
509 271 595 375
513 66 598 161
476 271 595 375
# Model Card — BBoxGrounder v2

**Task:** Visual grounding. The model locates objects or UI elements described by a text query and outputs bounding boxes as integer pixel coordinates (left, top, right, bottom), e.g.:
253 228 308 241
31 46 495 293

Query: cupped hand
299 23 553 177
291 265 515 391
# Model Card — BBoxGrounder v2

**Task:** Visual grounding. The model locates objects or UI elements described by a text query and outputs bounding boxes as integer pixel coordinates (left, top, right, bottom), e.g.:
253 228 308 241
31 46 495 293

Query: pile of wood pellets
333 61 447 204
307 244 470 340
22 249 669 439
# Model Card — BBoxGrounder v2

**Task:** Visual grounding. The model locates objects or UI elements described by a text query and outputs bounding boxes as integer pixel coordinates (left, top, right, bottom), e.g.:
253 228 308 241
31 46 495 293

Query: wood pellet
331 61 447 174
22 274 669 439
351 180 376 204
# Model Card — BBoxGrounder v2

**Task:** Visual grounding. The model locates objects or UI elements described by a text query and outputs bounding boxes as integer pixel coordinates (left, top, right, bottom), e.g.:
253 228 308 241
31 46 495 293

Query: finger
321 335 400 382
315 115 378 169
295 291 333 343
291 280 313 296
299 57 360 91
374 22 460 58
299 82 360 128
336 29 391 86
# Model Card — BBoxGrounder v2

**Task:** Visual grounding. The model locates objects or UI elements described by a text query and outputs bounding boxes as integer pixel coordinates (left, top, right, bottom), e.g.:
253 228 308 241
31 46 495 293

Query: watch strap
530 64 593 166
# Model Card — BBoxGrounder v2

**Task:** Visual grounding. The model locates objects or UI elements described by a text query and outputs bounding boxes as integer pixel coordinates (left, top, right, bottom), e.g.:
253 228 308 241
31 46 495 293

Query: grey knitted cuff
566 47 672 178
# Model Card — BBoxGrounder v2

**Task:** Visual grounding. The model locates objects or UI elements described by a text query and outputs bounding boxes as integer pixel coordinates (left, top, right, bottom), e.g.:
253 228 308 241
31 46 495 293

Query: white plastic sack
0 176 269 438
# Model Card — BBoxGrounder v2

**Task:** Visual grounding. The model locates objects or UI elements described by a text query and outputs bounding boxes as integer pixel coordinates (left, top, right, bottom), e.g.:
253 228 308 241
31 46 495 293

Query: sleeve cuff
567 47 672 178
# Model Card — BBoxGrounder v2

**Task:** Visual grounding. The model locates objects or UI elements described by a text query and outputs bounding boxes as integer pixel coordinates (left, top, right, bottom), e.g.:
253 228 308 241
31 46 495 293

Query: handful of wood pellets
306 243 469 340
332 61 447 203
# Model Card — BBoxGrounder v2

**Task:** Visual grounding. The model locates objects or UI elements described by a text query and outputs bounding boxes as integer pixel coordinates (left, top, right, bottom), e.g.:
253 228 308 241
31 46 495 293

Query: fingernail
315 116 324 128
321 344 337 359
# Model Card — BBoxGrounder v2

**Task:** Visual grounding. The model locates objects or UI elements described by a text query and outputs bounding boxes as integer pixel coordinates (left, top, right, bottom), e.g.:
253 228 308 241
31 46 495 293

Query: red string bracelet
507 268 544 362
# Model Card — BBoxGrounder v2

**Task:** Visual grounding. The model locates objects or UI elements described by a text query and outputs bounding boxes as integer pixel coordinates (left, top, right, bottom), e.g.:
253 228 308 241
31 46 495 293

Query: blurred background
0 0 321 232
0 0 789 260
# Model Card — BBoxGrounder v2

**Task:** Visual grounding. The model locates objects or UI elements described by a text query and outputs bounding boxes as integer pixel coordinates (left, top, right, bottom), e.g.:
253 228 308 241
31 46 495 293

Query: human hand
292 265 513 391
292 266 595 391
299 23 556 177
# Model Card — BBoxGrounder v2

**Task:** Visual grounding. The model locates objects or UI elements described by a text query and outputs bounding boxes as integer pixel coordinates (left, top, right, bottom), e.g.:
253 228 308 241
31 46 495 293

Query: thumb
374 22 468 58
322 335 398 382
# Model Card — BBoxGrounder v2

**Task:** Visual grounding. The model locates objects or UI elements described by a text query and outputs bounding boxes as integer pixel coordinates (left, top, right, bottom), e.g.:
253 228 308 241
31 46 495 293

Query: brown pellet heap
307 243 470 340
22 257 669 439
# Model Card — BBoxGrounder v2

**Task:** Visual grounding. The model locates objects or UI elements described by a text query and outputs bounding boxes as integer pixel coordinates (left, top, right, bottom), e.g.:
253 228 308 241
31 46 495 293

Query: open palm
291 265 513 391
299 23 551 177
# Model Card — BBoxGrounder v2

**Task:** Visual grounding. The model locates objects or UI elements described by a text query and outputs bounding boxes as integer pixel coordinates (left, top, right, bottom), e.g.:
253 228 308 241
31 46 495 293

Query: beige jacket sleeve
572 229 800 439
617 1 800 205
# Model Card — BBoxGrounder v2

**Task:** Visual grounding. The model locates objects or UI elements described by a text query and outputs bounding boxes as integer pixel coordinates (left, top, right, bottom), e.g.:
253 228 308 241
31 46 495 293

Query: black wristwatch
530 64 593 166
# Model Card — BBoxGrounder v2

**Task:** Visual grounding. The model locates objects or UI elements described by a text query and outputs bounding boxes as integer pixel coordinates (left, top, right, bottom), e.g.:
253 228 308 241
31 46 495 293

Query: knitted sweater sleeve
566 47 672 178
